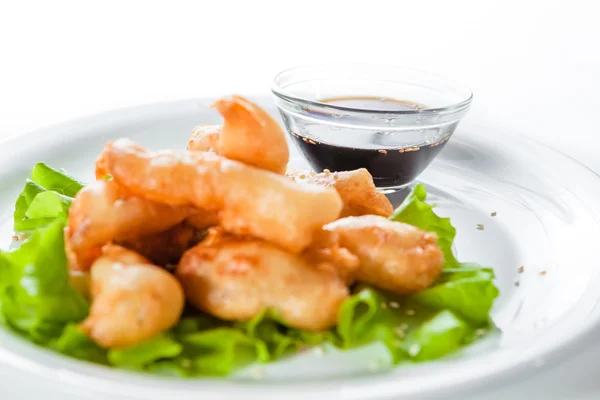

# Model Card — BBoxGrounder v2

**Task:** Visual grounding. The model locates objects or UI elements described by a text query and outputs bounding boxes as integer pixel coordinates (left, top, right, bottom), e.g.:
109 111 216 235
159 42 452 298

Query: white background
1 0 599 399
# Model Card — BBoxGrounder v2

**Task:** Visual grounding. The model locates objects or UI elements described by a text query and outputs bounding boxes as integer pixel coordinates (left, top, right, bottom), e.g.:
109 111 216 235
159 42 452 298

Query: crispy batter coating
80 245 185 348
66 179 191 271
103 139 342 252
187 124 222 153
322 215 444 294
187 96 289 174
176 229 348 331
287 169 393 217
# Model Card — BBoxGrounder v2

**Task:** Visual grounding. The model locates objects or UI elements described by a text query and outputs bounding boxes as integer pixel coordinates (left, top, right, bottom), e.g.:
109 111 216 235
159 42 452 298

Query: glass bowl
271 64 473 191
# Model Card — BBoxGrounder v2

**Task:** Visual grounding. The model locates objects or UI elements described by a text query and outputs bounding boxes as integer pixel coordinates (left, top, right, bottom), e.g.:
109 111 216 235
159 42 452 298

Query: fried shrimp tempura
176 230 348 331
322 215 444 294
103 139 343 252
287 169 393 218
187 124 221 153
187 96 289 174
67 179 192 271
80 245 184 348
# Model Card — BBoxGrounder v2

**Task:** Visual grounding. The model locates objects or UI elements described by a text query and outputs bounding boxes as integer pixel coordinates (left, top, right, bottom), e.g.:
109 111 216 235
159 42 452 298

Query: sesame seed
302 137 309 142
250 367 265 380
398 149 405 153
378 149 388 155
477 224 485 230
394 325 408 337
514 280 520 287
408 344 421 357
308 139 317 145
518 266 525 273
389 301 400 309
11 235 18 241
380 302 388 309
475 328 487 337
406 309 416 316
491 211 497 217
539 270 547 276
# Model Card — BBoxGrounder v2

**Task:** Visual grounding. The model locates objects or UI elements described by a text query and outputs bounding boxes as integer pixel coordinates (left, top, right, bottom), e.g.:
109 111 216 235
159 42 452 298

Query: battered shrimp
322 215 444 294
186 209 219 231
95 150 110 180
176 230 348 331
67 179 192 271
187 125 221 153
117 223 202 266
287 169 393 217
187 96 289 174
80 245 184 348
103 139 343 253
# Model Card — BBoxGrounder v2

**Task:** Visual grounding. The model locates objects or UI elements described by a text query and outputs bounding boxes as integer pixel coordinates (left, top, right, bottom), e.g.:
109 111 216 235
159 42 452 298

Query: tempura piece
187 125 221 153
322 215 443 294
287 169 393 217
67 179 192 271
95 150 110 180
186 209 219 231
187 96 289 174
117 223 202 266
80 245 185 348
176 230 348 331
302 228 360 284
103 139 343 252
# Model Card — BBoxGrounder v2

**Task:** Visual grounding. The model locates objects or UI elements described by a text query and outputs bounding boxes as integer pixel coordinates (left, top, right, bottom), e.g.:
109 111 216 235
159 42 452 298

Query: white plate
1 97 600 400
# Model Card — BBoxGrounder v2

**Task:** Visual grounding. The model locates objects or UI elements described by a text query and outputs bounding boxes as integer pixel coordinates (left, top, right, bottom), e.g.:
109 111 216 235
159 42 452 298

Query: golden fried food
322 215 443 294
95 150 110 180
302 228 360 284
187 124 221 153
287 169 393 217
103 139 343 252
176 229 348 331
186 209 219 231
187 96 289 174
67 179 191 271
117 223 202 266
80 245 184 348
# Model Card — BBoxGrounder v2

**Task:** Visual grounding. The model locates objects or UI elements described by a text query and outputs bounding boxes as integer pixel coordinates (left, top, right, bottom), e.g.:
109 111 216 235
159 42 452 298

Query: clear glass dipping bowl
271 64 473 191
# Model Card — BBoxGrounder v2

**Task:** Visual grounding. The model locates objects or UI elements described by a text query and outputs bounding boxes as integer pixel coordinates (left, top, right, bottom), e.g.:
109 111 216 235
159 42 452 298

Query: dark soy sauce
290 96 449 188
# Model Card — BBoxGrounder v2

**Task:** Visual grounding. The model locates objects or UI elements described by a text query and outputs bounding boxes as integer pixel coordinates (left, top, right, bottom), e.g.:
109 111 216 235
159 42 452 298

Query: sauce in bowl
288 96 450 189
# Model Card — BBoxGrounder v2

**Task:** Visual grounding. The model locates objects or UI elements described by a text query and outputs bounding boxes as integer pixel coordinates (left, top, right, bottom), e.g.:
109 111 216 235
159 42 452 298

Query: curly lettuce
13 163 83 232
391 183 458 268
0 221 88 343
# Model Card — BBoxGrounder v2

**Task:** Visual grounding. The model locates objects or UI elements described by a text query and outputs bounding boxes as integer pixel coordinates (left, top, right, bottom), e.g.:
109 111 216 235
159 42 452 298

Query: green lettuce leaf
402 310 471 361
108 334 183 368
391 183 458 268
411 264 499 323
336 278 494 363
13 163 83 232
29 163 83 197
52 324 108 364
0 221 88 343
